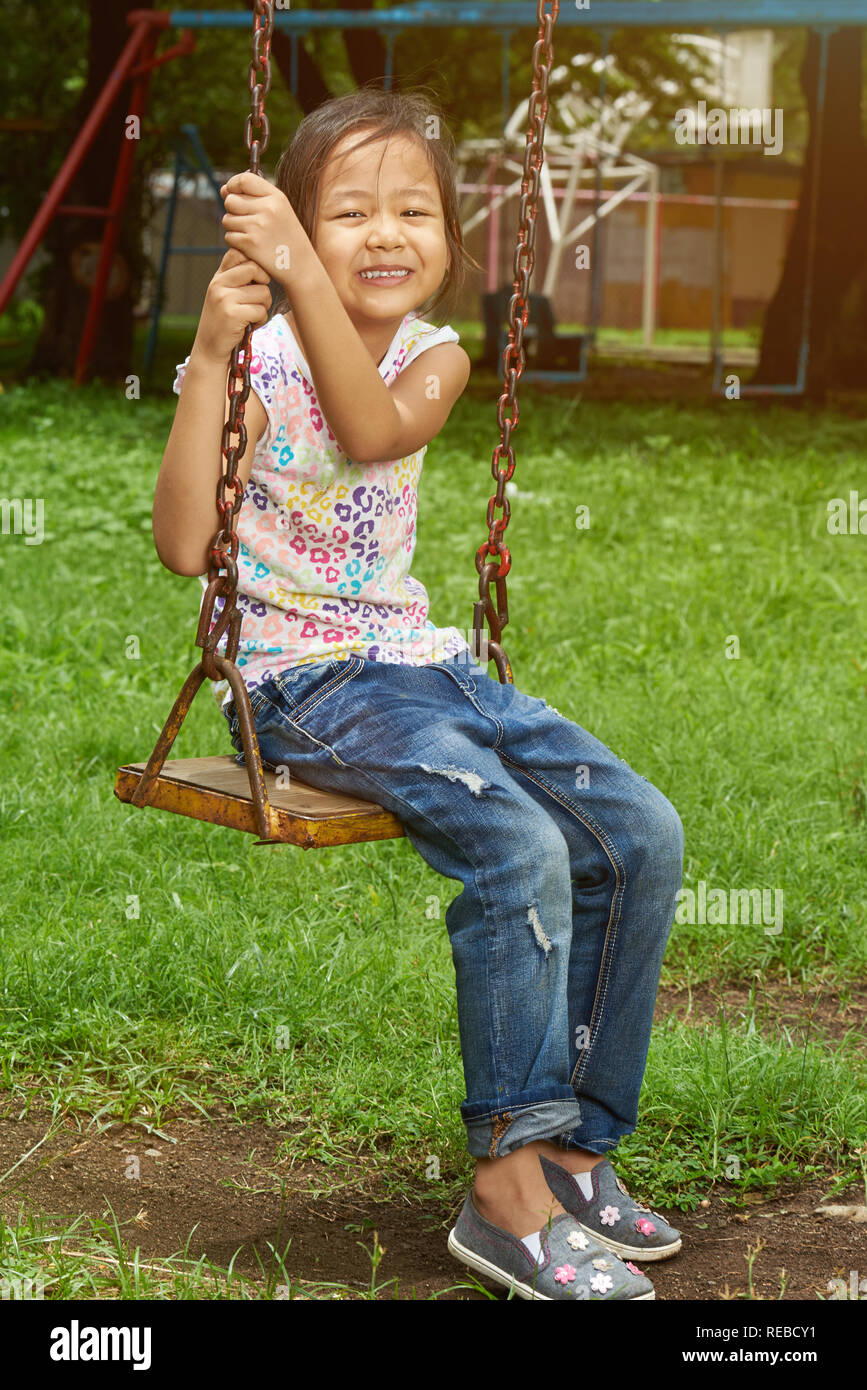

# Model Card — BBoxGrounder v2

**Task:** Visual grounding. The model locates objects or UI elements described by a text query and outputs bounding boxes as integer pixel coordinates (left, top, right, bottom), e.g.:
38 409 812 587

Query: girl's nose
366 211 405 240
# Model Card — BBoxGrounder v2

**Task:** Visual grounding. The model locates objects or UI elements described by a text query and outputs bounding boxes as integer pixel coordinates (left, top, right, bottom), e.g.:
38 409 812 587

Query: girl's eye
337 210 428 219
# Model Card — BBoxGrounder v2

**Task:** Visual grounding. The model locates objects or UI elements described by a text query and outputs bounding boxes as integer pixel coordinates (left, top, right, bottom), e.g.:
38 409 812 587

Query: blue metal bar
736 382 806 396
523 370 587 383
493 329 589 383
710 31 730 373
589 32 610 346
144 123 227 374
714 26 831 398
165 3 867 31
182 123 224 203
144 145 183 373
795 26 831 393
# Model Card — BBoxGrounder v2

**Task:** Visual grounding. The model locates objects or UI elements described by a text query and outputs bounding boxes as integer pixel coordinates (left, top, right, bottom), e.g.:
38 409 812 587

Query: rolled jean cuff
461 1088 583 1159
556 1096 635 1155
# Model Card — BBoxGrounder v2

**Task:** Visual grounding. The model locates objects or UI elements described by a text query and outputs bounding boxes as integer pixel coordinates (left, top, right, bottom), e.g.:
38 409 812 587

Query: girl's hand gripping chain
220 171 308 289
192 246 273 367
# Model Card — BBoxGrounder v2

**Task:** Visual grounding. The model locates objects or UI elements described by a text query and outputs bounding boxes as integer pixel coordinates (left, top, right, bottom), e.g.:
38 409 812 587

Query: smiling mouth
357 269 414 285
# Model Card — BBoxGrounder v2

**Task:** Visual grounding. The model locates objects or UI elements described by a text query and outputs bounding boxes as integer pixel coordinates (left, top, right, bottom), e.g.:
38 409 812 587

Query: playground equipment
0 2 857 393
462 121 658 380
461 36 659 378
143 124 227 375
114 0 561 846
481 286 588 379
709 27 829 398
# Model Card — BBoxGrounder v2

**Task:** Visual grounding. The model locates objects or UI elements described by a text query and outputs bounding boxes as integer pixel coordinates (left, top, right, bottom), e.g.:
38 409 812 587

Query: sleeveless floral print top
172 312 471 710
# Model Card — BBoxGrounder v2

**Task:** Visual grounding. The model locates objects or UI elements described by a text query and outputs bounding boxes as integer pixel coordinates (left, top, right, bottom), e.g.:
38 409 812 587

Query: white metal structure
456 30 775 350
457 53 659 343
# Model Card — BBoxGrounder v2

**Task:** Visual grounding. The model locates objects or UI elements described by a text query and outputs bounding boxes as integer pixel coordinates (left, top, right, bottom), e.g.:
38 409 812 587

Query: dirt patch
1 1104 863 1300
654 981 867 1045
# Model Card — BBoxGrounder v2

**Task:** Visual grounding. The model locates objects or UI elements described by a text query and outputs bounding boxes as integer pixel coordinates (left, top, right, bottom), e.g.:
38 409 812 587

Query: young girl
153 87 684 1302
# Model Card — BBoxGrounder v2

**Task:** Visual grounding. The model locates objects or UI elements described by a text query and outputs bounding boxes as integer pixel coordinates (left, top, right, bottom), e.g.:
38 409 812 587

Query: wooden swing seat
114 756 405 849
113 4 547 852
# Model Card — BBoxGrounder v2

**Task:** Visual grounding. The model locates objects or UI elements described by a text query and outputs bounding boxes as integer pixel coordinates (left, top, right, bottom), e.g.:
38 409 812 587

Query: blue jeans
225 653 684 1161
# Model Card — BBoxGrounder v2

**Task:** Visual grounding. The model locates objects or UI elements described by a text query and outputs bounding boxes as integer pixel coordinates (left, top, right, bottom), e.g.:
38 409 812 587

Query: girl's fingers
218 249 269 281
222 193 262 214
221 171 269 198
235 291 273 310
217 259 271 286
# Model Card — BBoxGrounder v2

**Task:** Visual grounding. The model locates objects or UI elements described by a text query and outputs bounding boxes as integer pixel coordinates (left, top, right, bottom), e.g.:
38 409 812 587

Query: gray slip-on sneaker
538 1154 682 1261
448 1190 655 1300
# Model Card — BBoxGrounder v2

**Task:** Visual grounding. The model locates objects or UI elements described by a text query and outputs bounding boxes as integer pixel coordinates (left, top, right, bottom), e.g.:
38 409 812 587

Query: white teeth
360 269 410 280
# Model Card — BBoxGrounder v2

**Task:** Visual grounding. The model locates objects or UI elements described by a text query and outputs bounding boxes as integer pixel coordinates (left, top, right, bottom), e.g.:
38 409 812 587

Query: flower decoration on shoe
589 1272 614 1294
625 1262 645 1277
635 1217 657 1236
554 1264 577 1285
567 1229 589 1251
599 1205 620 1226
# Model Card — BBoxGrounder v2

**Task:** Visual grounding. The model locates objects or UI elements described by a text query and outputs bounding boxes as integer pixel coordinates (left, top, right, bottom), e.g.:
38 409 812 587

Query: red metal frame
0 11 193 384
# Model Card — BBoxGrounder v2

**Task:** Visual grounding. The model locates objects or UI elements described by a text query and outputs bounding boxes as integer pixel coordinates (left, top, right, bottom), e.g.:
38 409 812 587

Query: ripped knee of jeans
419 763 490 797
528 905 554 957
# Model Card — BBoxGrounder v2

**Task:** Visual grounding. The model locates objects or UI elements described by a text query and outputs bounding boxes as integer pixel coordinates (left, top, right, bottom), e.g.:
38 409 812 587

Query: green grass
0 352 865 1296
0 1202 491 1300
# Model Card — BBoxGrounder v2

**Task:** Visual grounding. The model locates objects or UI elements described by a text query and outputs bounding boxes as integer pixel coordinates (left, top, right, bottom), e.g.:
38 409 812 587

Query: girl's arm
221 172 472 465
287 248 471 464
152 252 270 578
373 341 472 463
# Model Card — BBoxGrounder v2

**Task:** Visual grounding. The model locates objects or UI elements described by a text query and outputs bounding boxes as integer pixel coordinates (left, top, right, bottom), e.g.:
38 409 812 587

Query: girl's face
311 131 450 324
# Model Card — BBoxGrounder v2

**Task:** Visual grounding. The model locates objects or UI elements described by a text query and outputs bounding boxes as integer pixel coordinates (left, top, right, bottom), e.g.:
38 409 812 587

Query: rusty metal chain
132 3 283 844
199 0 274 682
472 0 559 685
